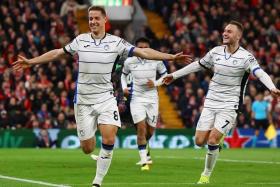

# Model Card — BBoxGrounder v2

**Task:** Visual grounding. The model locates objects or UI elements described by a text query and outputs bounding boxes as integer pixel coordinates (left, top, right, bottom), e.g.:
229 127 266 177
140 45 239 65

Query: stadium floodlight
91 0 132 6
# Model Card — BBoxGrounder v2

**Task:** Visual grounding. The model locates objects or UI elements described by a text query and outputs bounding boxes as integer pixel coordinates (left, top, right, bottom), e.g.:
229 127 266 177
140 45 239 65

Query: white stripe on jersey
199 45 260 110
64 33 134 104
123 57 167 103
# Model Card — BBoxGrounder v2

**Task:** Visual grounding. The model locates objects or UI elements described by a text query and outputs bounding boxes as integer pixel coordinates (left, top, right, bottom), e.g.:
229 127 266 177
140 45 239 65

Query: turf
0 148 279 187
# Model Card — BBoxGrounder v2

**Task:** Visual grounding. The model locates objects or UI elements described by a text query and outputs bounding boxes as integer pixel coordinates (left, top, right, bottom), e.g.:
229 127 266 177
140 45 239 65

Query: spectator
36 129 56 148
0 110 10 129
53 112 69 129
251 92 271 147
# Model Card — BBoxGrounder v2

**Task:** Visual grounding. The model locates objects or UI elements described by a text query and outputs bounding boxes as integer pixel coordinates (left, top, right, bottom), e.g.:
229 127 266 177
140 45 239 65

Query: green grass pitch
0 148 279 187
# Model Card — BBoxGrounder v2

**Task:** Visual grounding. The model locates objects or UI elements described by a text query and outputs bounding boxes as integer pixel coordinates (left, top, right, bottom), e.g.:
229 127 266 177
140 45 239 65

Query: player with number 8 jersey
12 6 192 187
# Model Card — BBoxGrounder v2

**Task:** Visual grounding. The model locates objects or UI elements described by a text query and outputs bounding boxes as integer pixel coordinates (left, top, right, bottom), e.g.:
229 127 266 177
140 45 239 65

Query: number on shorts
113 111 118 121
222 120 230 128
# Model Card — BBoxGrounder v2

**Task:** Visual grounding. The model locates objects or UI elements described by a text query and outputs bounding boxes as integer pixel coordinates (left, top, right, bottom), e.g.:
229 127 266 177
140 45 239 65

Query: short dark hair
229 20 244 33
88 6 106 16
135 37 150 46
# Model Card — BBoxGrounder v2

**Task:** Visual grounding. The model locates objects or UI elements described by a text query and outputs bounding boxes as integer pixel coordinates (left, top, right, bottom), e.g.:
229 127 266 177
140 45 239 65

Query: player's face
88 10 106 33
136 42 150 48
222 24 241 45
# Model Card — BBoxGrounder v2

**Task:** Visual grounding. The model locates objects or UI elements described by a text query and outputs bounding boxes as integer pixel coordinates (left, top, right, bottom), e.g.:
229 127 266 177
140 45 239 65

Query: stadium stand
0 0 279 130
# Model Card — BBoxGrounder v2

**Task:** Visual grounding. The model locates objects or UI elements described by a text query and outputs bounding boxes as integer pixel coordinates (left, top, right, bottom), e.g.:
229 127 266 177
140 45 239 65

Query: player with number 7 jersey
162 20 280 184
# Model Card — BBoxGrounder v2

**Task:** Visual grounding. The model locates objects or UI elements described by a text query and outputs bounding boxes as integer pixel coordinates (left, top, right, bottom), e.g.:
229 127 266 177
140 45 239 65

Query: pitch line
246 183 280 185
0 175 71 187
65 183 196 186
194 157 280 165
154 156 280 165
103 182 195 185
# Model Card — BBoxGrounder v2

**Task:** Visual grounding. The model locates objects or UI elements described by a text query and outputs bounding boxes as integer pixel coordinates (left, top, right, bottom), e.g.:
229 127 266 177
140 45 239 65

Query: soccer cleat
141 164 150 171
197 175 210 184
91 154 99 161
92 184 100 187
136 158 153 165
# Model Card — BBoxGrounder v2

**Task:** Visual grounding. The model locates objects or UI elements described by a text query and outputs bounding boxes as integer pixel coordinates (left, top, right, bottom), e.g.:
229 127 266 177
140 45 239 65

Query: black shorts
254 119 269 130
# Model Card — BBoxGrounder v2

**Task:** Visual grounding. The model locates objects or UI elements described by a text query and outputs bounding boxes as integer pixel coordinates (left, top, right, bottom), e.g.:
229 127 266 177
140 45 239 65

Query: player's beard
223 35 238 45
222 38 233 45
222 38 229 45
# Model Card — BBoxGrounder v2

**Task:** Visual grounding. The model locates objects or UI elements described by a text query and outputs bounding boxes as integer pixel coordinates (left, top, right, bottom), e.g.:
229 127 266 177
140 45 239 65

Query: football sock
138 144 147 165
202 144 220 177
92 143 114 185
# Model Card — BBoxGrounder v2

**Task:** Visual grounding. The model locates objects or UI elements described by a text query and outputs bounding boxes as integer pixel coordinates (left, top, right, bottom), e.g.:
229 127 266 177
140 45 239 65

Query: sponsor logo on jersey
132 64 138 69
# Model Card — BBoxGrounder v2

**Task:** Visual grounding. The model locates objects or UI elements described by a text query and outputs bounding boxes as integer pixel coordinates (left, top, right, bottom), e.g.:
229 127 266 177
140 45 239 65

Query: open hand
162 74 174 85
12 55 32 71
271 88 280 98
172 52 192 64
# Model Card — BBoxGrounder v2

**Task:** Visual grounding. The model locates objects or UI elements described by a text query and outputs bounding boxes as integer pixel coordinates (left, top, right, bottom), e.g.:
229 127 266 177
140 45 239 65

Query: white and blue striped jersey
122 57 167 103
199 45 260 111
63 33 134 104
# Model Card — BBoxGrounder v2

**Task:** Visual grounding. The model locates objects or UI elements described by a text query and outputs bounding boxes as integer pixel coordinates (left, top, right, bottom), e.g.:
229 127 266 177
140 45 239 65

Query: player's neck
91 31 106 39
226 43 239 54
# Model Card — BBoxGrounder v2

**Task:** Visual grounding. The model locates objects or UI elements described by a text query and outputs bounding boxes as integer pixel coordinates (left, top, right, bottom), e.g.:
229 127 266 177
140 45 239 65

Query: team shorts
254 119 269 130
74 98 121 141
130 101 158 128
196 108 237 135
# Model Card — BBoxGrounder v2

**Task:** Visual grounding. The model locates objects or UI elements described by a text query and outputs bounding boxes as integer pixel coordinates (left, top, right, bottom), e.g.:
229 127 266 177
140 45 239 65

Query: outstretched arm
163 61 202 85
133 48 192 63
13 48 66 71
254 68 280 97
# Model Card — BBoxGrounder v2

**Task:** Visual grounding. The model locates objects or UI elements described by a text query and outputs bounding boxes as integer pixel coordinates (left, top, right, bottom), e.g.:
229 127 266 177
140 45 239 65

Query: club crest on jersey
79 130 85 137
232 60 238 65
104 45 109 51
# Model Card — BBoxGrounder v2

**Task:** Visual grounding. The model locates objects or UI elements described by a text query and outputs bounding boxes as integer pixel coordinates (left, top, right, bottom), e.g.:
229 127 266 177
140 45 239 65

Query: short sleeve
116 39 135 61
244 55 260 74
157 61 167 75
199 49 214 69
63 36 79 56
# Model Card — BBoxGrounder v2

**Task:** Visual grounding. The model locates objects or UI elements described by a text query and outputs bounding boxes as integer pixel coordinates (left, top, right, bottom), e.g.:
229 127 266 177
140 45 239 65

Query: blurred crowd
0 0 279 130
0 0 81 129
